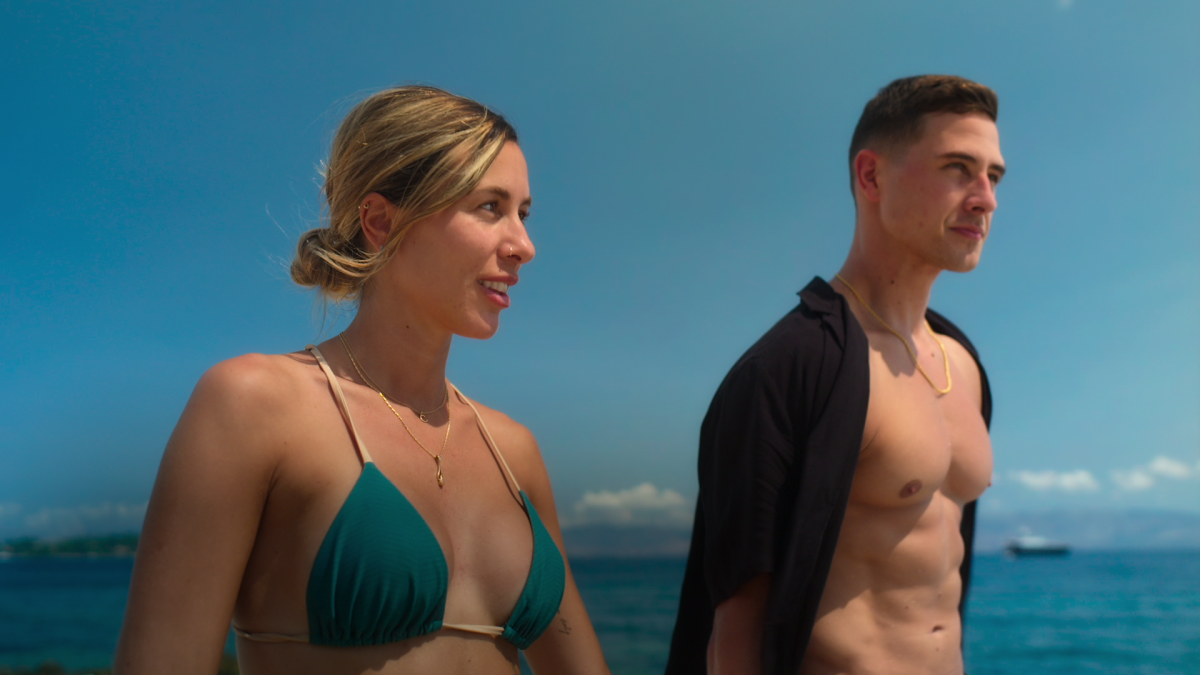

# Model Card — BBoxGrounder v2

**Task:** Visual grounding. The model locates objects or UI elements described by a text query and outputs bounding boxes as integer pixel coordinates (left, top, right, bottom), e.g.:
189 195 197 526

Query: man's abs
802 494 968 675
800 334 993 675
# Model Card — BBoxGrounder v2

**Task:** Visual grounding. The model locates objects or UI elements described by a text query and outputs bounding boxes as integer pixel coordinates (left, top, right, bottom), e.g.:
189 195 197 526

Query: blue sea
1 551 1197 674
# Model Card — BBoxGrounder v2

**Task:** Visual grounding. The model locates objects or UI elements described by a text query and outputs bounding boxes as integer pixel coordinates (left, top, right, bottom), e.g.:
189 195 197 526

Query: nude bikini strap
231 626 309 643
450 384 523 495
233 623 503 643
306 345 374 465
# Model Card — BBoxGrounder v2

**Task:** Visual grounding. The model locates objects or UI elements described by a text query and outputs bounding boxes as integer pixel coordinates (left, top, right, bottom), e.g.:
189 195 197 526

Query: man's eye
519 210 530 222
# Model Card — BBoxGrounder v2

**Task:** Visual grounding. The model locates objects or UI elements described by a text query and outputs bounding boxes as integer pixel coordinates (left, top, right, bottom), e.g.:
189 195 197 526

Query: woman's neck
339 291 452 411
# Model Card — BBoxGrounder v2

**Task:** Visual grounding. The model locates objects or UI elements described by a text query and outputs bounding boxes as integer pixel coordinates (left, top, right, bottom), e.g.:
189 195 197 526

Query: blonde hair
291 85 518 301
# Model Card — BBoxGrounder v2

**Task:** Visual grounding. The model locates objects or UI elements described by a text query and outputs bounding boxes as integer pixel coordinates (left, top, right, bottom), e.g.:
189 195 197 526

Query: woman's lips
478 280 511 308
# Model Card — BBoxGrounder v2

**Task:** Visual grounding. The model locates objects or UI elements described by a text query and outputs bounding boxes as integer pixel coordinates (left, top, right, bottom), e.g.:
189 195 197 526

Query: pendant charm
419 412 428 423
435 456 444 488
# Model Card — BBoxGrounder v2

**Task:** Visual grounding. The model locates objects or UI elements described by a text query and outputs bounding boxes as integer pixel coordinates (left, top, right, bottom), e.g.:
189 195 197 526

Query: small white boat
1005 535 1070 557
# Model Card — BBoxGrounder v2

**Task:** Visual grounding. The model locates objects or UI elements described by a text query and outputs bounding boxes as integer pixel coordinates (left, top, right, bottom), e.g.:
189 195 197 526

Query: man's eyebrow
476 185 533 206
940 152 1006 177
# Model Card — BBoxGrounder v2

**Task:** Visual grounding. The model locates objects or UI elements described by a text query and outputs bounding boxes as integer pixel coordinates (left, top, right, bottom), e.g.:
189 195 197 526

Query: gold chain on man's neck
834 274 952 395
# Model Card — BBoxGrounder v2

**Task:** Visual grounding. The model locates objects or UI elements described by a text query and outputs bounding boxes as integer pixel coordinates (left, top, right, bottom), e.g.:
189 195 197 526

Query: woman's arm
490 419 610 675
114 356 284 674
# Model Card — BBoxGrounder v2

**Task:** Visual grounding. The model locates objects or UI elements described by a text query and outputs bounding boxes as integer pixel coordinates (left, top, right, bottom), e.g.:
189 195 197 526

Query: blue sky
2 0 1197 538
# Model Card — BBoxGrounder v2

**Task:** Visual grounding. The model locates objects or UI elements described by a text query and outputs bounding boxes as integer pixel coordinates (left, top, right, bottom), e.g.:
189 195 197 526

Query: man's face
876 112 1005 273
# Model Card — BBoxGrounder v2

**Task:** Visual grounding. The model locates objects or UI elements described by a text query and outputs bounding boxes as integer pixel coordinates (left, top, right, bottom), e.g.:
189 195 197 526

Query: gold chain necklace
834 274 952 395
339 333 450 487
337 336 448 423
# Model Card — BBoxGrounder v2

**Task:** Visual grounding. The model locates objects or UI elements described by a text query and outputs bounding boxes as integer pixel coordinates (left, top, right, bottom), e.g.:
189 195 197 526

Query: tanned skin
708 112 1003 675
115 143 610 675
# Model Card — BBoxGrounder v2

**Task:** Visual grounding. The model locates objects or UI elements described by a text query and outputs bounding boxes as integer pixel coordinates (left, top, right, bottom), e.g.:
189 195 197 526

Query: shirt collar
798 276 843 315
798 276 849 347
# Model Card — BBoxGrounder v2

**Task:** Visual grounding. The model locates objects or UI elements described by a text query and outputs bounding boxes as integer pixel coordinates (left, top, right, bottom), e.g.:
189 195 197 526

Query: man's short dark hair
849 75 998 195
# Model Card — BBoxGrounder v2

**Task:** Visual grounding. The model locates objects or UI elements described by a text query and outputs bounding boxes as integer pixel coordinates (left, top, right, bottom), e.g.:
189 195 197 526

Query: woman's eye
481 202 497 212
519 210 530 222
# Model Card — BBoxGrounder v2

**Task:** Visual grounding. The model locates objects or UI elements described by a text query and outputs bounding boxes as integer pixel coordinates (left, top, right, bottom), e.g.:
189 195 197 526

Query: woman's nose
505 221 535 264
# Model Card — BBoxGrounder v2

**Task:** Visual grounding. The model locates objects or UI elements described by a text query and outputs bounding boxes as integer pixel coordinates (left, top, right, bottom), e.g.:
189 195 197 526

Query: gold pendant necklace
834 274 952 395
336 333 448 423
339 333 450 487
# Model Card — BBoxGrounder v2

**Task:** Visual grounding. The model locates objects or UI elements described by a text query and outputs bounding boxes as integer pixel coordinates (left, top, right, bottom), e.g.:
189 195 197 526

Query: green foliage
0 534 138 558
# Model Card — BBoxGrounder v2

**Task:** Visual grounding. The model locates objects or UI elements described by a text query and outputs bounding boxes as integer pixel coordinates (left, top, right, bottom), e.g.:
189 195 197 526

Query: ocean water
2 551 1198 674
964 551 1200 675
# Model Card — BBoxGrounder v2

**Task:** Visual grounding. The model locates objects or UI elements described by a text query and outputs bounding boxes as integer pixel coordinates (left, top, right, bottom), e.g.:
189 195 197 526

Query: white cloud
0 504 22 520
1148 456 1192 479
14 502 148 540
567 483 693 528
1112 469 1155 491
1011 469 1100 492
1110 456 1196 491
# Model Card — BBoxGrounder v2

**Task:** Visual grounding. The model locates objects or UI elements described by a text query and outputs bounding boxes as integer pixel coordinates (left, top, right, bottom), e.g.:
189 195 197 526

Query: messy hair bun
291 85 518 301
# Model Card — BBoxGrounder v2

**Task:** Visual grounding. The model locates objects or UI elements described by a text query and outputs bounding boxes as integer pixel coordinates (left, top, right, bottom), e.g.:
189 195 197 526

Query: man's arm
708 574 771 674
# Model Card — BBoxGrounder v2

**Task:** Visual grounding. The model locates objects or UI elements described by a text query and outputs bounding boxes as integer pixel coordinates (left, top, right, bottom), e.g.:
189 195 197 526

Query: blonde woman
115 86 609 675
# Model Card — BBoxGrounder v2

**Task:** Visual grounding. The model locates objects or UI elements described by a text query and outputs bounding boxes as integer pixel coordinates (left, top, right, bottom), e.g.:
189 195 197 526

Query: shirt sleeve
699 355 797 605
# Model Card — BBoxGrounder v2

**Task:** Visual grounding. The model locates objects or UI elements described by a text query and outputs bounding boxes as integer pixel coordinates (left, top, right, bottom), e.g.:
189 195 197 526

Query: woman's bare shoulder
194 350 316 408
178 350 322 461
462 396 546 476
464 396 535 445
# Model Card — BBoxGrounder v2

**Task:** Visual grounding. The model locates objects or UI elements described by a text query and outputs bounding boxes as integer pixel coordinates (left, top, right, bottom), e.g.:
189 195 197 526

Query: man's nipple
899 479 923 498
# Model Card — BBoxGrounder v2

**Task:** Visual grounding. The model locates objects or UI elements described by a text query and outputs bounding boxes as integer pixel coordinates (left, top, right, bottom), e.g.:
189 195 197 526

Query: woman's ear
359 193 396 252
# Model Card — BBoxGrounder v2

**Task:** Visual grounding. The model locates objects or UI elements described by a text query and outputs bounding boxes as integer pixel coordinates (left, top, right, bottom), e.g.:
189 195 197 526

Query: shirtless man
666 75 1002 675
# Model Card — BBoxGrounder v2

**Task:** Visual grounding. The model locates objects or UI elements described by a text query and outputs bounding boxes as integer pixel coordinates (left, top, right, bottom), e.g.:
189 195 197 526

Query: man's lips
950 225 986 240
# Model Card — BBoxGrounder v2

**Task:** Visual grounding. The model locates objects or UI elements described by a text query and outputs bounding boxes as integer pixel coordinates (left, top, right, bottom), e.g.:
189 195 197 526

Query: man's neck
833 233 941 337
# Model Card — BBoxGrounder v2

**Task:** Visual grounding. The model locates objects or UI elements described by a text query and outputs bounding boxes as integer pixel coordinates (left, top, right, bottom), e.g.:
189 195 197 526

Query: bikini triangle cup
232 345 565 649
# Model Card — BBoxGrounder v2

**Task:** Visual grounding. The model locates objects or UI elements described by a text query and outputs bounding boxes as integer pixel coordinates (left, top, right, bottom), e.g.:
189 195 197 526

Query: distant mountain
974 509 1200 551
9 511 1195 561
562 524 692 558
561 509 1200 558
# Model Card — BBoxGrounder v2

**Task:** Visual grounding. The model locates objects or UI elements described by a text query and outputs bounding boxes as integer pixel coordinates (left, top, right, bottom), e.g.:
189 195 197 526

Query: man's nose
967 174 998 214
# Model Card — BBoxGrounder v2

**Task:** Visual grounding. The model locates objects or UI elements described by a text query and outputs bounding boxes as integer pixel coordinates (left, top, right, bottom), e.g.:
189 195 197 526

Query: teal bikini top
233 346 565 650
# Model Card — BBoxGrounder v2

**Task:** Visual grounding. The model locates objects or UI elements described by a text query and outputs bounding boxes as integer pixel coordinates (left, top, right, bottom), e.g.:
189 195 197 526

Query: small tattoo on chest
899 479 923 498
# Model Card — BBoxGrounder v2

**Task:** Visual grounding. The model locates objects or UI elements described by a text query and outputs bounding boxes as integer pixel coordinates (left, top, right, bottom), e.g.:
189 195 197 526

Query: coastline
0 535 138 560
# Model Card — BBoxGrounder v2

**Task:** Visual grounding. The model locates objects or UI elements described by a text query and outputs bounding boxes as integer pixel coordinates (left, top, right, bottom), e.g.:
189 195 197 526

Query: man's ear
853 149 883 203
359 193 395 252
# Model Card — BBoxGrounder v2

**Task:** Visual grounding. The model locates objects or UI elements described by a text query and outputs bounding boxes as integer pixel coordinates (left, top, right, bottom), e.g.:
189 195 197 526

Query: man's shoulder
926 308 984 365
926 307 993 426
715 278 850 401
736 277 844 368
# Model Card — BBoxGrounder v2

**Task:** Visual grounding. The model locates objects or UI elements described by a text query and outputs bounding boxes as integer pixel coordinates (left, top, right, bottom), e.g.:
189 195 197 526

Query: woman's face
377 141 535 340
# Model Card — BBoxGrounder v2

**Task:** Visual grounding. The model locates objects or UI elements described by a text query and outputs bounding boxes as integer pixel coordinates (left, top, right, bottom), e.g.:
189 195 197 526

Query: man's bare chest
851 347 993 509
